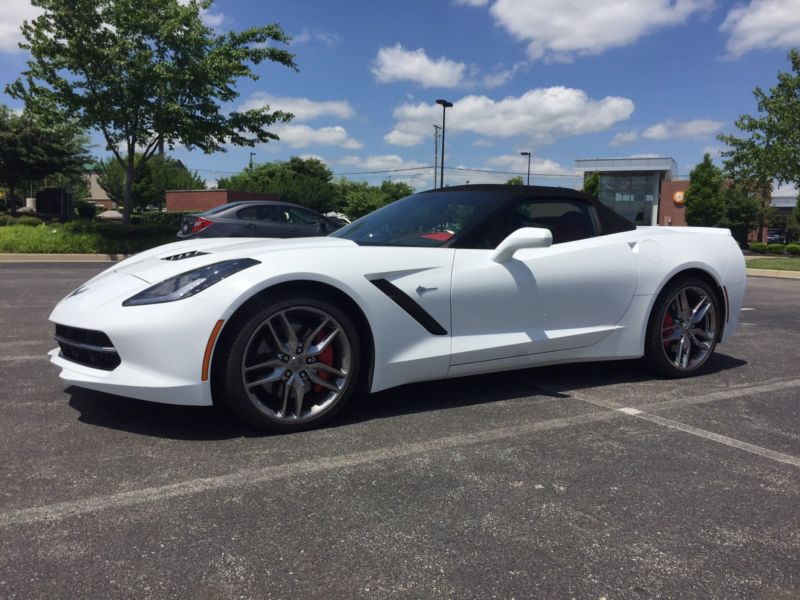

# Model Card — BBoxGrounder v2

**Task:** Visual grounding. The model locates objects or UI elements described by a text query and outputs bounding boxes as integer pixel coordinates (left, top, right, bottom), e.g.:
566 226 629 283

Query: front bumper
48 271 224 407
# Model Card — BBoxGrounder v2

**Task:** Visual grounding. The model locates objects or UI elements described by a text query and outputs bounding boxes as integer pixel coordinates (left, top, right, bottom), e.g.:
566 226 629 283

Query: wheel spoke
292 377 306 418
677 290 691 320
662 328 682 342
244 359 285 373
309 372 342 392
690 301 711 324
279 311 299 351
308 328 340 356
247 368 285 389
279 380 292 417
303 317 330 349
310 362 347 378
266 319 290 354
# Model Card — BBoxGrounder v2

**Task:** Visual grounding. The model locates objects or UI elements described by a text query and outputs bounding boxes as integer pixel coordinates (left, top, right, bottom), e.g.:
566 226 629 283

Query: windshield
331 191 497 247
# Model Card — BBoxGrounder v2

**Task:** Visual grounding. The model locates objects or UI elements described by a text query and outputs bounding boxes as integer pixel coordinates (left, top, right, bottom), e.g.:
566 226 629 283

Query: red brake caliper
313 332 335 392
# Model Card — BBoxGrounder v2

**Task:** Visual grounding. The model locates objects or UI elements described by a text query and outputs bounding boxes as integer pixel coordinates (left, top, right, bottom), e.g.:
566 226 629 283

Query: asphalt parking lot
1 263 799 599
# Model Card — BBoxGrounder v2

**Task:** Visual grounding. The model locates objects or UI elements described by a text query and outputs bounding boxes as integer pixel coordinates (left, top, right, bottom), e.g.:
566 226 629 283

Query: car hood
112 236 358 284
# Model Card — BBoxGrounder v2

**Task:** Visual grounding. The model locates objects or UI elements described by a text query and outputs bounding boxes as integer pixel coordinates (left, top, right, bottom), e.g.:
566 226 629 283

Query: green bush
75 200 97 219
15 216 44 227
766 243 786 255
0 222 177 253
0 215 13 226
786 244 800 256
749 242 768 253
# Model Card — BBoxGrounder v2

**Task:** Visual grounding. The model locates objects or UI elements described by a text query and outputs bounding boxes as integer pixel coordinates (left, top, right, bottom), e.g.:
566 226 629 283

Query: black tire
216 291 361 433
644 276 720 378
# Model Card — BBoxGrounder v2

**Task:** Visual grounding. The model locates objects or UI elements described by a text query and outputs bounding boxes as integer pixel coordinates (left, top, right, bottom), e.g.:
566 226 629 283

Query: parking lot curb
746 268 800 280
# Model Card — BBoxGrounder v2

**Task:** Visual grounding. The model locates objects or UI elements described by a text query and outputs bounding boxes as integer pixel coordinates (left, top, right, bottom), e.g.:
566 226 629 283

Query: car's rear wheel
644 277 720 378
219 293 360 432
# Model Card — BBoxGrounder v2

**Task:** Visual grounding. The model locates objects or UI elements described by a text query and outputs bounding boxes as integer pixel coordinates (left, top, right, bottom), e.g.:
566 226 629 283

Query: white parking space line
567 379 800 470
628 411 800 468
0 410 619 529
3 377 799 529
741 307 755 311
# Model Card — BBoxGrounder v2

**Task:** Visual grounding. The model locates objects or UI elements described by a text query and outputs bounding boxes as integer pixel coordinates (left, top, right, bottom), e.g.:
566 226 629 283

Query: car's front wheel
218 293 361 432
644 277 720 378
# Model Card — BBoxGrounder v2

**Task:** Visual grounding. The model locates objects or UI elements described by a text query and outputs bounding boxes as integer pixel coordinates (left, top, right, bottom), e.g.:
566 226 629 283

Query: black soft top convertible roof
420 184 636 236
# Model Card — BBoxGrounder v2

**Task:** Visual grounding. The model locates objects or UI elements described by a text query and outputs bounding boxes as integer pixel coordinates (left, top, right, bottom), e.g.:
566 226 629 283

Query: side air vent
161 250 209 261
369 278 448 336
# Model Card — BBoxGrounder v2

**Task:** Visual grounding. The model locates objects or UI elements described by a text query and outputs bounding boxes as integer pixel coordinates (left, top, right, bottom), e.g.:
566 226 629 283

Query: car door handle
416 285 438 295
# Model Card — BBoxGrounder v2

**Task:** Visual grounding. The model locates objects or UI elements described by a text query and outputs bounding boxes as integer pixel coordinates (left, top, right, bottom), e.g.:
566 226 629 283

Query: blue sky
2 0 800 191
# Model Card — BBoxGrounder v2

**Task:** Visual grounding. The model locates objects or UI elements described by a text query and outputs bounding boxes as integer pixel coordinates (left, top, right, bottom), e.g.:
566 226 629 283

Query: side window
237 206 259 221
286 208 322 226
257 205 278 221
479 200 597 248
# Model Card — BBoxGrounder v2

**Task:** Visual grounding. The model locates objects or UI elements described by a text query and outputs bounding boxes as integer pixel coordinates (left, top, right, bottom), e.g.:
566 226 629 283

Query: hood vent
161 250 209 261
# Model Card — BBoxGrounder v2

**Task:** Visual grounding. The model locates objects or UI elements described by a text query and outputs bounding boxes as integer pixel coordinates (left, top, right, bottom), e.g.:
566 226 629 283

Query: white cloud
472 139 495 147
454 0 489 5
720 0 800 58
610 130 640 146
372 44 467 88
200 8 225 27
485 154 575 175
337 154 427 171
385 87 635 147
611 120 725 145
292 29 341 47
642 119 725 140
275 125 362 149
0 1 41 53
483 0 712 62
239 93 354 121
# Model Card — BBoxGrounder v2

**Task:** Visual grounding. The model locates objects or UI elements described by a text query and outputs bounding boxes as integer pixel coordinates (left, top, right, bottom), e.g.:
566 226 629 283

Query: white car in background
49 185 746 432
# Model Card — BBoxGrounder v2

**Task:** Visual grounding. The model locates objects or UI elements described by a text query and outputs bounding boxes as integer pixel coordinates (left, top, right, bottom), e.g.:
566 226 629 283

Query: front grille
54 324 121 371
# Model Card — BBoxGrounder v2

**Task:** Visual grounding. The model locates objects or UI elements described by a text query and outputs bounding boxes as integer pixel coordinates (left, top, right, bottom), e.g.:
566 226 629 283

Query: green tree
341 181 389 219
379 180 414 202
718 49 800 240
684 154 725 227
582 171 600 197
719 49 800 192
505 175 524 185
97 154 204 208
722 186 760 247
219 157 339 213
8 0 296 223
0 105 89 209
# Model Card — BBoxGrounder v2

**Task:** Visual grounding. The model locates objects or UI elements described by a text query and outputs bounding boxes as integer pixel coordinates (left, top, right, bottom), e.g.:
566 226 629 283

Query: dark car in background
177 201 342 240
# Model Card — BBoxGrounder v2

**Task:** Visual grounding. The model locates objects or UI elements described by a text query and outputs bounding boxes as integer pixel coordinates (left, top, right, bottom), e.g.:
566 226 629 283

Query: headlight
122 258 260 307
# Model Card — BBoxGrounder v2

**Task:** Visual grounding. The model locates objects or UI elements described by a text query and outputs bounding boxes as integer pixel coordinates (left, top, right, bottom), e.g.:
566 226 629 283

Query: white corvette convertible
50 185 746 432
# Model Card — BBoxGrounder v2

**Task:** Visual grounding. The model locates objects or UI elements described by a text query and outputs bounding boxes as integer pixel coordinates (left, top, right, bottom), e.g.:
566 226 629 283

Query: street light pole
436 99 453 189
520 151 531 185
433 125 441 189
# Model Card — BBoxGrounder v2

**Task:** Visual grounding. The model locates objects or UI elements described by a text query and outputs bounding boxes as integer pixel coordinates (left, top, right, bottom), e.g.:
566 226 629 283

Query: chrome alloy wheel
660 285 717 371
241 306 352 422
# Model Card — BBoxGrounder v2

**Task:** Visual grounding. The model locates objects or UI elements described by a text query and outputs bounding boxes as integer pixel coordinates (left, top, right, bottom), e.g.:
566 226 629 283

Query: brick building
165 189 279 212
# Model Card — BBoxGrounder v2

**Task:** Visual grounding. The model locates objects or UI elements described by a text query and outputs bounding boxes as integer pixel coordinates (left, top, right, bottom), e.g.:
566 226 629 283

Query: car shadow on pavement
337 353 748 425
66 353 747 439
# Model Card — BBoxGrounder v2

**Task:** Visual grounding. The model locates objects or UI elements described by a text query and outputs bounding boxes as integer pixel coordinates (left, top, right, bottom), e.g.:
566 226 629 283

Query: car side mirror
491 227 552 263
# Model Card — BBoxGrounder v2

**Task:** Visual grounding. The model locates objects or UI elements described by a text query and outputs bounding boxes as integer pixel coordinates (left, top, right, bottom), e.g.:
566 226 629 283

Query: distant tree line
0 104 90 210
217 157 414 218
